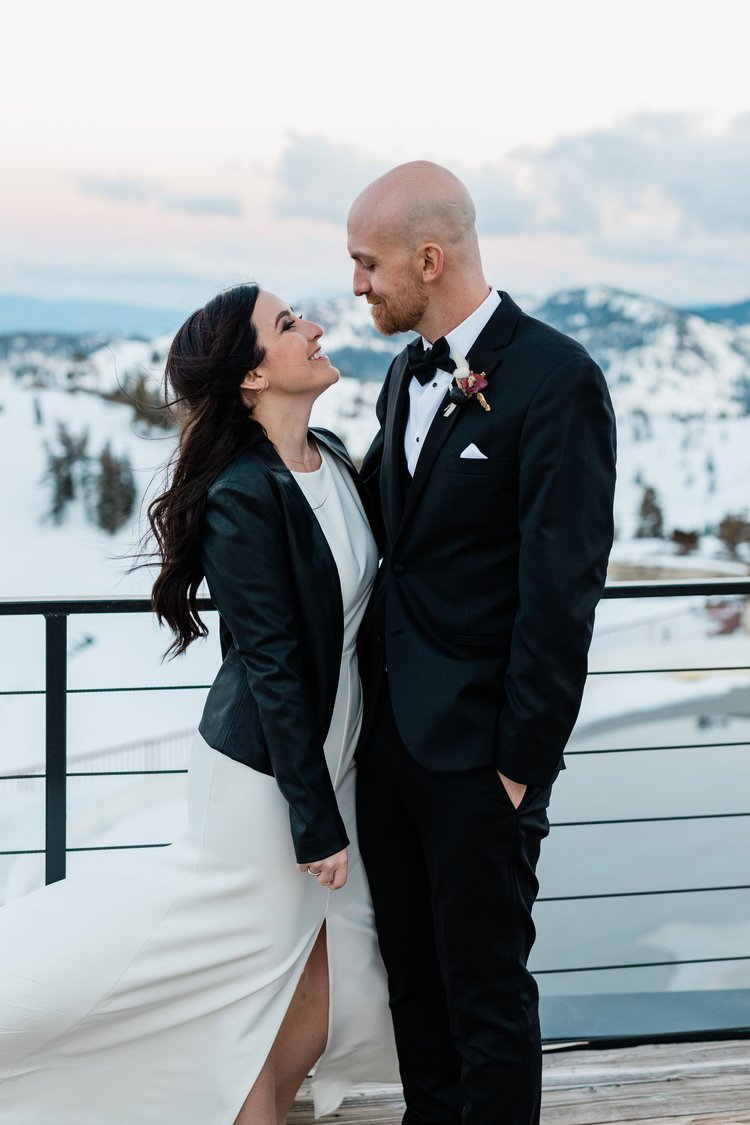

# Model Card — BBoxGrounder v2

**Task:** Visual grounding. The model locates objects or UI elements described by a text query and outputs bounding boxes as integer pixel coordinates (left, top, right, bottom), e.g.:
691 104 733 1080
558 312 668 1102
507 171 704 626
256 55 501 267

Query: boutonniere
443 351 491 417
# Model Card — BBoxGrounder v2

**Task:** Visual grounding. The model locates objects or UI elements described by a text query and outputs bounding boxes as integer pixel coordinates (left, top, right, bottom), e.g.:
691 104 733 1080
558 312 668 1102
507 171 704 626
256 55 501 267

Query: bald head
347 161 489 340
348 161 476 252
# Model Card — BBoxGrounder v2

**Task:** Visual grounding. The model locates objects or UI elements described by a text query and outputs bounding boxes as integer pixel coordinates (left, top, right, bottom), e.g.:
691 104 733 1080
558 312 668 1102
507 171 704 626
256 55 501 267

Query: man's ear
419 243 444 284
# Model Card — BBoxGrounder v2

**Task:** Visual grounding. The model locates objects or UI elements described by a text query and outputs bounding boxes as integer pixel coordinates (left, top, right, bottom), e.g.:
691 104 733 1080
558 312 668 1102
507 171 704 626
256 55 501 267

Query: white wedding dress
0 447 398 1124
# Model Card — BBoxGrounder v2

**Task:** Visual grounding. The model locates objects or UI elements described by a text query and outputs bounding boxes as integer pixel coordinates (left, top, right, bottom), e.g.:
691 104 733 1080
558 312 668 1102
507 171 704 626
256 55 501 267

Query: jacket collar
251 426 355 476
253 424 377 542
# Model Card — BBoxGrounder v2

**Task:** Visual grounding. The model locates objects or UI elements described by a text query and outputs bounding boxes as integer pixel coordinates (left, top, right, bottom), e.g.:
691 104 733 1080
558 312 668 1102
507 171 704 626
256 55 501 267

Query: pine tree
44 422 89 523
95 444 136 534
129 373 172 430
635 485 664 539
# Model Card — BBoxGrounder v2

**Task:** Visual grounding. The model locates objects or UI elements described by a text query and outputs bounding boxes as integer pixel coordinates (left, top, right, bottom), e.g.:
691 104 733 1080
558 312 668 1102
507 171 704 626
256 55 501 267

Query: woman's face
248 290 339 399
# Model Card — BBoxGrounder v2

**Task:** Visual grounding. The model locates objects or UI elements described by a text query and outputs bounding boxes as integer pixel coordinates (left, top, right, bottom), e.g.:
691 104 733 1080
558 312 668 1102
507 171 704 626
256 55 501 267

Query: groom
349 162 616 1124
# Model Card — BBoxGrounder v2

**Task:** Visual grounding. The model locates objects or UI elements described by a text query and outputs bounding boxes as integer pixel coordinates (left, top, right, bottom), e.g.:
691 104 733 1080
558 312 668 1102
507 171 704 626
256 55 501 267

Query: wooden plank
288 1083 405 1123
541 1074 750 1123
542 1039 750 1088
289 1039 750 1124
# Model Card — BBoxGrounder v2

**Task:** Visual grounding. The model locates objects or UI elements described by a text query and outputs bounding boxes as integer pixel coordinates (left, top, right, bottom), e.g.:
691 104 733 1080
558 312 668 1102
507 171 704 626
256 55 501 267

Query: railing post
45 614 67 884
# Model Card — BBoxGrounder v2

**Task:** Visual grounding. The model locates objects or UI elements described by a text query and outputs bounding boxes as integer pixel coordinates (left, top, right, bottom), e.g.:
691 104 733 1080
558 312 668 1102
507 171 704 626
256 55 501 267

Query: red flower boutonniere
444 351 491 416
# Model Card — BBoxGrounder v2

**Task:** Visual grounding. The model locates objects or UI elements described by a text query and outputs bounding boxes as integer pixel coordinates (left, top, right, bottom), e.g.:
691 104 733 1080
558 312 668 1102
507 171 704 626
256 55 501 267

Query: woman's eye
282 319 296 331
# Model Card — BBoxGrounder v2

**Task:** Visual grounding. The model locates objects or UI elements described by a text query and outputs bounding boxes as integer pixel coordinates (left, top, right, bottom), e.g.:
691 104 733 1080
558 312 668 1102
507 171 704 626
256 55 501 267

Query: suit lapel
381 350 411 544
466 290 522 365
396 293 522 538
398 387 464 532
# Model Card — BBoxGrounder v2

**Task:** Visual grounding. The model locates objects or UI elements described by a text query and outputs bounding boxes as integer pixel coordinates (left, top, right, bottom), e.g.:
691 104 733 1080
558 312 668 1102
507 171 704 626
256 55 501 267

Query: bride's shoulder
208 443 279 500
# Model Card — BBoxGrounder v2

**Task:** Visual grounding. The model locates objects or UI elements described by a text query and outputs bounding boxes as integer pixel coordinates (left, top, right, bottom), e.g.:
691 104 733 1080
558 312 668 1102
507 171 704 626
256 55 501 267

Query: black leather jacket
198 428 370 863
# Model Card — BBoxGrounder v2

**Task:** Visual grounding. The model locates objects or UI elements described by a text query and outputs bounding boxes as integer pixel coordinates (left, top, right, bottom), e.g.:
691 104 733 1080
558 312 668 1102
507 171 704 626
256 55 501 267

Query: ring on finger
307 867 322 877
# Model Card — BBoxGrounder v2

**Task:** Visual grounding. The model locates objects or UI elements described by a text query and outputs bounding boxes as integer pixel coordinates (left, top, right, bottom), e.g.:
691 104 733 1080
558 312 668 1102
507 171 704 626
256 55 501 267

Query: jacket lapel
248 437 344 654
465 291 521 374
311 426 376 529
397 387 464 533
380 350 411 545
396 293 522 537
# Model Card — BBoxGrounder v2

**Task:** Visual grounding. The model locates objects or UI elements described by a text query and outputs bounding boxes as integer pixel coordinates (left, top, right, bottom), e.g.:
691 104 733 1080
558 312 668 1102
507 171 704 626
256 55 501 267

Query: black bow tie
407 337 457 386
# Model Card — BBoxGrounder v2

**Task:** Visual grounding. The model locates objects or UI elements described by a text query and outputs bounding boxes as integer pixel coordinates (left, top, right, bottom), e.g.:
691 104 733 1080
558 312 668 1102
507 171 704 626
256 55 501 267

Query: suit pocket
492 769 538 815
447 456 510 476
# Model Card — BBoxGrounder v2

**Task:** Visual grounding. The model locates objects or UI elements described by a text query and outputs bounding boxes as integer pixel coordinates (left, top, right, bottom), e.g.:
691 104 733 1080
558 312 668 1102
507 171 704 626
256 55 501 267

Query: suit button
392 564 405 576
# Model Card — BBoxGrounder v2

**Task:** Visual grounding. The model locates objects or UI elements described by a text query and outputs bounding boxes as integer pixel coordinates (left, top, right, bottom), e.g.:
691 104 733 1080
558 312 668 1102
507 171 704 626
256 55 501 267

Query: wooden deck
289 1039 750 1123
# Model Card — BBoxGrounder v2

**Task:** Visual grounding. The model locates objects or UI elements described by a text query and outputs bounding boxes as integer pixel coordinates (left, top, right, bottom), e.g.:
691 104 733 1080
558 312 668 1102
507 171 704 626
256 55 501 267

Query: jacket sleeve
495 357 617 787
201 476 349 864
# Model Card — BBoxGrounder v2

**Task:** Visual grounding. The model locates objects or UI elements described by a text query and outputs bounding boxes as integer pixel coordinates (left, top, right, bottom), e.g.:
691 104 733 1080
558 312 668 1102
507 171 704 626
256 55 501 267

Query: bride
0 284 398 1124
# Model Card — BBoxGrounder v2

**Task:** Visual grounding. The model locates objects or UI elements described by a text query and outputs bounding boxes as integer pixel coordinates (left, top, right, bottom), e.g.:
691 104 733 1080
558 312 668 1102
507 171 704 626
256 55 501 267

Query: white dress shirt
404 288 501 475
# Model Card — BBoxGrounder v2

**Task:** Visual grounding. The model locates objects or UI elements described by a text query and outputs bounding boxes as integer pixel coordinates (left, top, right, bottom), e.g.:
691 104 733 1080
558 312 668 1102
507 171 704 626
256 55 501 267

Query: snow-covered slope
4 285 750 419
529 286 750 418
3 284 750 549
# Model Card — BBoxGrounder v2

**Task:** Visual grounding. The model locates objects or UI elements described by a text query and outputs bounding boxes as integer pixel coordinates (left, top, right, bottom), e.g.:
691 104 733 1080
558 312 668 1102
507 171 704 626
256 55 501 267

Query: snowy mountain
291 287 750 418
527 287 750 418
2 284 750 557
4 285 750 422
688 298 750 329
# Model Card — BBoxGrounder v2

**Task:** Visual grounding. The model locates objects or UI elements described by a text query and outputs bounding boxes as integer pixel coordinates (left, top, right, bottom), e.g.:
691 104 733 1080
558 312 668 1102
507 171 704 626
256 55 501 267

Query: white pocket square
460 443 488 460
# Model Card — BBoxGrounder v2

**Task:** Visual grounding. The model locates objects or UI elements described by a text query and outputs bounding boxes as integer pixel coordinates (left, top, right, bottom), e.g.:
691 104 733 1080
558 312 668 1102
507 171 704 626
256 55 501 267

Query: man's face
347 215 428 336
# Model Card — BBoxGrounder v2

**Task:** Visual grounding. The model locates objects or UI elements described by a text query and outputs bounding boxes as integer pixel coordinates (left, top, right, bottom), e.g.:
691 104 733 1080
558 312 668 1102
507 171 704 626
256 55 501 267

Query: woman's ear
240 369 269 394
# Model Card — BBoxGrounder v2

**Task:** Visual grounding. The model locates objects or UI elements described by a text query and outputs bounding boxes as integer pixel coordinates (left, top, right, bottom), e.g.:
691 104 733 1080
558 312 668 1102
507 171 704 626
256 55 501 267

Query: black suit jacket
198 428 368 863
359 293 617 788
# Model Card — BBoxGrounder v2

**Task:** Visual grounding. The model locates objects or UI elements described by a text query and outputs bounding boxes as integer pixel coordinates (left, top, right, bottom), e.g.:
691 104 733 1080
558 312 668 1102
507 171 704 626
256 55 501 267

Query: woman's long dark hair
148 284 266 657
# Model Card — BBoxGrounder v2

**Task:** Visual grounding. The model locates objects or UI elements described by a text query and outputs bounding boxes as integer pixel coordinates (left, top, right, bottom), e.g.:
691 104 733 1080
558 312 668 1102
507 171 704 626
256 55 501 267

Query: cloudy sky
3 0 749 311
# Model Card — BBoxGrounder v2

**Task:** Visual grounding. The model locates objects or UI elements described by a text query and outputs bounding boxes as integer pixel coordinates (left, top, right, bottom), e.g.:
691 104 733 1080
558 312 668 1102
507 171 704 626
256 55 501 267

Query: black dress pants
356 679 553 1125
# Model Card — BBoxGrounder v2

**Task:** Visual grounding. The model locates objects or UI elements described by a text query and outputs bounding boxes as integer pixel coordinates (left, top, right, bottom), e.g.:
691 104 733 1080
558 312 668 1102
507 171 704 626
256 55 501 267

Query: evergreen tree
129 373 173 430
95 444 136 534
635 485 664 539
44 422 89 523
717 514 750 559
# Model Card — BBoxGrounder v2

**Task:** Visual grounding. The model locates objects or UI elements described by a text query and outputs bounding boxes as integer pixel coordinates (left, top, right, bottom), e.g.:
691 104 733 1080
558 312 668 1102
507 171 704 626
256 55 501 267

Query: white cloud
75 176 243 219
524 112 750 236
273 135 386 224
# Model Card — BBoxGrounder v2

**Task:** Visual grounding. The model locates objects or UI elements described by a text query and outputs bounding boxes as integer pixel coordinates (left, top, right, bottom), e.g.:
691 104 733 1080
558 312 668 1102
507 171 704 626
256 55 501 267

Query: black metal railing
0 596 213 884
2 578 750 1042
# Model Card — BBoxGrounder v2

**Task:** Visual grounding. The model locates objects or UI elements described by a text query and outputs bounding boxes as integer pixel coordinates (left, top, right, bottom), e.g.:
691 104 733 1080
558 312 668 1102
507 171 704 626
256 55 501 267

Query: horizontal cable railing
2 578 750 1035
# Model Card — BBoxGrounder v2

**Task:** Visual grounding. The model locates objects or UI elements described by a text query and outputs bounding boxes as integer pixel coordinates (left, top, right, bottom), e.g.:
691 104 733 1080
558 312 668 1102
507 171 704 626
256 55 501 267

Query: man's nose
353 266 370 296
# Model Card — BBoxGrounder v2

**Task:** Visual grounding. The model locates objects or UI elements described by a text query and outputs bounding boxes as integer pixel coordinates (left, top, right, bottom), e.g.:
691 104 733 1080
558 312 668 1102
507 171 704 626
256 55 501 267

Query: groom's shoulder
509 296 595 368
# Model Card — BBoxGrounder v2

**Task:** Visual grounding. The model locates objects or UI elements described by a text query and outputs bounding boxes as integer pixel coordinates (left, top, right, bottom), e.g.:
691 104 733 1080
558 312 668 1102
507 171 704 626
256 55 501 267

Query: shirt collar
422 288 501 361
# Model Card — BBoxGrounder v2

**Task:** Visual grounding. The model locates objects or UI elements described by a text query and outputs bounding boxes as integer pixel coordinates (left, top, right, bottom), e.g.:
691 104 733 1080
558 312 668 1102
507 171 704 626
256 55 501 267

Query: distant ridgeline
3 285 750 550
2 285 750 412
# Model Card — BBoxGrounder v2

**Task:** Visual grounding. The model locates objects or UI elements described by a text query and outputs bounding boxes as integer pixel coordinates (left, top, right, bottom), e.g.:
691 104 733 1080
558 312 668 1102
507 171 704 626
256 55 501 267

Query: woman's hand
297 849 348 890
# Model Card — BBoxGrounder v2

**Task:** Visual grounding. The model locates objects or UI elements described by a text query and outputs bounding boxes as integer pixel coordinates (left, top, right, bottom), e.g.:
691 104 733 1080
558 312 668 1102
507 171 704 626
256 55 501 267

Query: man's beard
368 284 428 336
